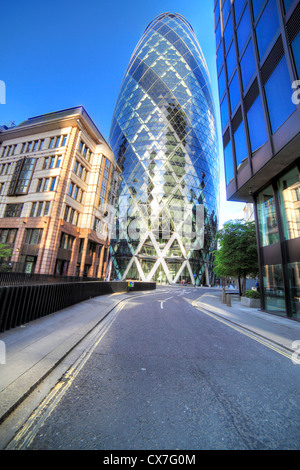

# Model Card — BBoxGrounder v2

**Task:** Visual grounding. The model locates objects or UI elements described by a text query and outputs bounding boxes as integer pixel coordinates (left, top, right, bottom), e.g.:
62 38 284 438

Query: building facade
109 12 219 285
214 0 300 319
0 106 120 278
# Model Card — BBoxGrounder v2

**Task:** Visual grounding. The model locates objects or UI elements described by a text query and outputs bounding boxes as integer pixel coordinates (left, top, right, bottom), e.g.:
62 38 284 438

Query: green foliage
0 243 12 259
244 289 260 299
213 219 258 280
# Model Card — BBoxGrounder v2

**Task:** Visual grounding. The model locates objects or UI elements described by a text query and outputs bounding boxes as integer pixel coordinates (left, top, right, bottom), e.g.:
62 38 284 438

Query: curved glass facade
109 12 219 285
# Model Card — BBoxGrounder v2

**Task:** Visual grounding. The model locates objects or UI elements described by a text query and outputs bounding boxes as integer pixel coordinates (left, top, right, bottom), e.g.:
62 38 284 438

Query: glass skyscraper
109 12 219 285
214 0 300 319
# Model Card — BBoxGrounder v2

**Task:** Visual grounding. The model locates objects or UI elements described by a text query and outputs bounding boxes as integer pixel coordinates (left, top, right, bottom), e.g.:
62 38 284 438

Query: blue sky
0 0 246 226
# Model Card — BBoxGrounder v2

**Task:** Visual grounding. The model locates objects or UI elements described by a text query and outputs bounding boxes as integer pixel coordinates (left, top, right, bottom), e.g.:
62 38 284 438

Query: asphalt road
6 286 300 450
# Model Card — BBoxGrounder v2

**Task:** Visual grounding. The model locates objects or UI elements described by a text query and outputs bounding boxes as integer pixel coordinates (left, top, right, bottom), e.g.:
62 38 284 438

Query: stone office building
214 0 300 319
0 106 121 278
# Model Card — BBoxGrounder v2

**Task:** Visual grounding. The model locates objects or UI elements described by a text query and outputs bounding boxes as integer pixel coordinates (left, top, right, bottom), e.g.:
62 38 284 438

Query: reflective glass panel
283 0 294 12
240 39 256 89
256 0 279 59
287 262 300 319
262 264 286 314
218 67 226 98
224 13 233 52
222 0 231 24
278 166 300 240
264 56 296 133
217 43 223 73
292 31 300 78
226 41 236 80
224 140 234 184
246 94 267 151
256 184 279 246
233 121 248 172
237 4 251 55
229 72 240 113
234 0 245 22
221 94 229 128
252 0 265 19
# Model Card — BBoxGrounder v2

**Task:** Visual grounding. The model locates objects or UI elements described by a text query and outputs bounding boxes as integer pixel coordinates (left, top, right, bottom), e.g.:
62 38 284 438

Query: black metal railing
0 281 156 332
0 271 104 287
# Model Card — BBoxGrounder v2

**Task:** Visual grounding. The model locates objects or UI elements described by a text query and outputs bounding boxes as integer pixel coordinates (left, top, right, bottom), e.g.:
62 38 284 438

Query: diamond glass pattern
109 13 219 285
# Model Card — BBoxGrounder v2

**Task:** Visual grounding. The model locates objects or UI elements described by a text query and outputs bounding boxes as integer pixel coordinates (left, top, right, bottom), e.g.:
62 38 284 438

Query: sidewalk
0 290 131 425
193 289 300 354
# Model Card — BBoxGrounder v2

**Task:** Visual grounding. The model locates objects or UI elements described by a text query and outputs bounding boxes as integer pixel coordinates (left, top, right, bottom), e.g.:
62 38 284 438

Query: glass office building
109 12 219 285
214 0 300 319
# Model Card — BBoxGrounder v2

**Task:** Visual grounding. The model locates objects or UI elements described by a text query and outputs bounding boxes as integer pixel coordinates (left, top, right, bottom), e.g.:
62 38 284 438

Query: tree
213 219 259 296
0 243 13 272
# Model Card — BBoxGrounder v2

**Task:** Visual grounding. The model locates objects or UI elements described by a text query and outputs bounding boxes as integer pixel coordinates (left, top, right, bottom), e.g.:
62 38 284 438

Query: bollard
226 294 231 307
222 288 226 303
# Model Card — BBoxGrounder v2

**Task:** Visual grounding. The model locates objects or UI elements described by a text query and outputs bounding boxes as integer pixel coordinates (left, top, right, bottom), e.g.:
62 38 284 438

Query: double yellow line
192 299 298 364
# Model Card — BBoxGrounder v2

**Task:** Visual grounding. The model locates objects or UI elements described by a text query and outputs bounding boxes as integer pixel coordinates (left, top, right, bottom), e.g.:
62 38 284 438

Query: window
283 0 294 13
43 178 50 191
4 203 23 218
229 72 240 113
226 42 236 81
218 67 226 98
30 201 51 217
30 202 37 217
43 155 63 169
44 201 51 216
224 140 234 185
50 177 56 191
59 232 74 250
291 31 300 78
255 0 279 59
49 137 55 149
36 201 43 217
240 39 256 89
264 56 296 133
49 156 55 169
234 0 245 22
233 121 248 172
262 264 286 313
61 135 68 146
237 4 251 55
98 158 112 209
68 182 74 197
252 0 265 19
278 166 300 241
220 95 229 129
37 179 43 192
217 44 223 73
14 158 35 194
287 262 300 319
63 204 80 225
222 0 231 25
25 228 43 245
246 94 267 151
256 185 279 246
56 156 62 168
0 228 17 244
224 13 233 52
